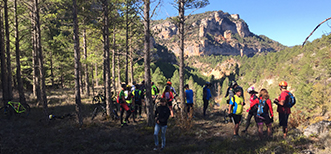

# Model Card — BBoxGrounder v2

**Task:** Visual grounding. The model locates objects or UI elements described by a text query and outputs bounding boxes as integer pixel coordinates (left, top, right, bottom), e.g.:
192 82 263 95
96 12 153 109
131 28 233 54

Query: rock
303 121 331 137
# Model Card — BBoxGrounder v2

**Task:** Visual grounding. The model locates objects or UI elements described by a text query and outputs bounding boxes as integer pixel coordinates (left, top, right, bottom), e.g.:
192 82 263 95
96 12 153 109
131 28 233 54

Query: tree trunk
0 9 9 106
95 64 98 87
31 0 41 101
34 0 48 122
178 0 185 117
83 29 90 96
73 0 83 127
50 51 54 88
4 0 13 101
15 0 26 104
112 24 116 96
117 50 121 88
91 66 95 95
103 0 112 115
125 1 129 85
144 0 153 126
130 39 134 84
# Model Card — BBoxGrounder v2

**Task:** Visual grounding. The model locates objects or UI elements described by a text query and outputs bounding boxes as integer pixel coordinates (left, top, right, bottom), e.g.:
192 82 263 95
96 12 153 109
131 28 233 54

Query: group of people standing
226 80 294 139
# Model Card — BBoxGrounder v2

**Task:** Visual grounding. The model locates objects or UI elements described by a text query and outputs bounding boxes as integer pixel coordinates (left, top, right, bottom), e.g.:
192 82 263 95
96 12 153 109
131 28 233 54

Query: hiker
224 81 244 104
153 98 171 151
132 84 143 119
119 84 132 127
162 86 174 117
242 86 259 133
255 89 273 139
125 85 136 123
166 81 177 96
274 81 292 139
228 87 244 137
184 84 194 117
203 82 212 117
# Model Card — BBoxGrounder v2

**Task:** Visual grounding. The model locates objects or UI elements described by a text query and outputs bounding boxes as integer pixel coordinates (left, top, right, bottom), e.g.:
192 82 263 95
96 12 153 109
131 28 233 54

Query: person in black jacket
153 98 170 151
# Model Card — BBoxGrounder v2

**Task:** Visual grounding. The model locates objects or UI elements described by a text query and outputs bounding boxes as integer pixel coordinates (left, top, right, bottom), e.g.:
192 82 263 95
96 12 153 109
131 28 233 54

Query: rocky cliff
152 11 285 57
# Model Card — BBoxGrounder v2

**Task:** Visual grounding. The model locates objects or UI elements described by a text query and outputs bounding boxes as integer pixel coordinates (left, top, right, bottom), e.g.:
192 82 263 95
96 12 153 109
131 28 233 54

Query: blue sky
153 0 331 47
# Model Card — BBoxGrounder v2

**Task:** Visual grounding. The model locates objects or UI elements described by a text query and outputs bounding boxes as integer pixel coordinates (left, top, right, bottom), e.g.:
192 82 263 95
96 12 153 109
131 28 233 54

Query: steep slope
152 10 286 57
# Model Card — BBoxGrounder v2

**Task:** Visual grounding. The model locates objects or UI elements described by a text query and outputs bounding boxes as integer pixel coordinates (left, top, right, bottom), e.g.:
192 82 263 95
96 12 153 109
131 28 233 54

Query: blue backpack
257 99 268 116
285 92 296 108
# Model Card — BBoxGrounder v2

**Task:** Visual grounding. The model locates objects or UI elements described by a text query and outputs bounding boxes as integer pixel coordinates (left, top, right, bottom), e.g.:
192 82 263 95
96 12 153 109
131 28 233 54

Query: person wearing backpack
162 86 174 117
151 82 159 99
255 89 274 140
228 87 244 137
242 86 259 133
203 82 212 117
132 84 143 119
274 81 292 139
119 84 132 127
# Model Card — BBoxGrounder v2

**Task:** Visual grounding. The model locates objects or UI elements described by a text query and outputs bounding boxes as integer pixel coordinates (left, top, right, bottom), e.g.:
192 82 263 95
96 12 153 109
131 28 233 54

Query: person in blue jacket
203 82 212 117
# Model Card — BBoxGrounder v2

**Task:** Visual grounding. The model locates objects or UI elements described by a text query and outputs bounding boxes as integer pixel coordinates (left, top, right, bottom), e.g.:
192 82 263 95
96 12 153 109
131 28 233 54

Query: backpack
285 92 296 108
134 90 141 102
257 99 268 116
153 86 159 94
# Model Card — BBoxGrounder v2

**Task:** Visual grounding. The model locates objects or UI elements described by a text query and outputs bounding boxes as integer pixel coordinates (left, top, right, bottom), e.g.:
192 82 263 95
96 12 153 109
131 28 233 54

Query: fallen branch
302 17 331 48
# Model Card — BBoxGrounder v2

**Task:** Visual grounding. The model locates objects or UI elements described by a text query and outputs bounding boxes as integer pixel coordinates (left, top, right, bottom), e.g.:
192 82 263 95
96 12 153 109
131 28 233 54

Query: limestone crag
152 10 284 57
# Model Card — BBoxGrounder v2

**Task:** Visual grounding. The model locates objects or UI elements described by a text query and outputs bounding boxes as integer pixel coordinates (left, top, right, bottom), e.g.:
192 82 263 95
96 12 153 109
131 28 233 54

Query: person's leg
279 113 288 138
169 106 173 117
258 123 263 139
267 124 272 137
234 123 239 135
120 106 125 124
154 124 160 148
125 110 132 123
203 99 208 116
161 125 168 149
243 113 253 132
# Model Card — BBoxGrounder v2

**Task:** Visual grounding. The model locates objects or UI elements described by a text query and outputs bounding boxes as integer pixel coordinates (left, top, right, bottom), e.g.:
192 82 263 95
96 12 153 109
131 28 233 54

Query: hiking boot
160 147 164 151
153 146 158 151
241 130 247 133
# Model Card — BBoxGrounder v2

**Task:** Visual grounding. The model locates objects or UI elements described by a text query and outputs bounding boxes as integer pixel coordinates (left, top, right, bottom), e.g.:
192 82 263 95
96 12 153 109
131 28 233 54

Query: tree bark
31 0 41 102
34 0 48 122
0 8 9 106
73 0 83 127
83 29 90 96
95 64 98 87
125 1 129 85
178 0 185 117
15 0 26 104
103 0 112 115
144 0 153 126
112 24 117 96
4 0 13 101
117 50 121 88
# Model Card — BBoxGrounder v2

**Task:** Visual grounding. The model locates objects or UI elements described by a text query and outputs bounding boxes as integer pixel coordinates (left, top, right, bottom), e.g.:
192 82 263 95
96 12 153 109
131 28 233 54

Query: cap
247 86 258 94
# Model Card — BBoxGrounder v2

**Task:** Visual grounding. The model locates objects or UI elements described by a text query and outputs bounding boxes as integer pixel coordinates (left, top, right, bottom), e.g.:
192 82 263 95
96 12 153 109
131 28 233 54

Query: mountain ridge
152 10 286 57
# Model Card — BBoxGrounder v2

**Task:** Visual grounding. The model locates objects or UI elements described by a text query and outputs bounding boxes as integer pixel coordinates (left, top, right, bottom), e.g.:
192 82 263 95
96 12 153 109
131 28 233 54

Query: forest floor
0 89 329 154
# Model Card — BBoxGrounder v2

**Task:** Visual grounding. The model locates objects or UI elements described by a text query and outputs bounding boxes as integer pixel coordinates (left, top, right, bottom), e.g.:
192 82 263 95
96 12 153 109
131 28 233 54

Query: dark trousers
203 99 209 116
120 105 131 124
244 113 255 131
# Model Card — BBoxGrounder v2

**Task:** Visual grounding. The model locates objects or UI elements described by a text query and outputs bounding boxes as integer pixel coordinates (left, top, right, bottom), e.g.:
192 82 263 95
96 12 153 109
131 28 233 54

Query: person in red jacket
255 89 273 140
162 86 174 117
274 81 291 139
242 86 259 133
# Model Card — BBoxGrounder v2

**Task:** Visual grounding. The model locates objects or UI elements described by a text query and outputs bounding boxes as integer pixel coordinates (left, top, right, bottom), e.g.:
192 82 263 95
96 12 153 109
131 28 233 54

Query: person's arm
267 99 273 117
224 87 230 97
228 97 234 114
170 92 174 102
121 92 126 102
172 87 177 95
